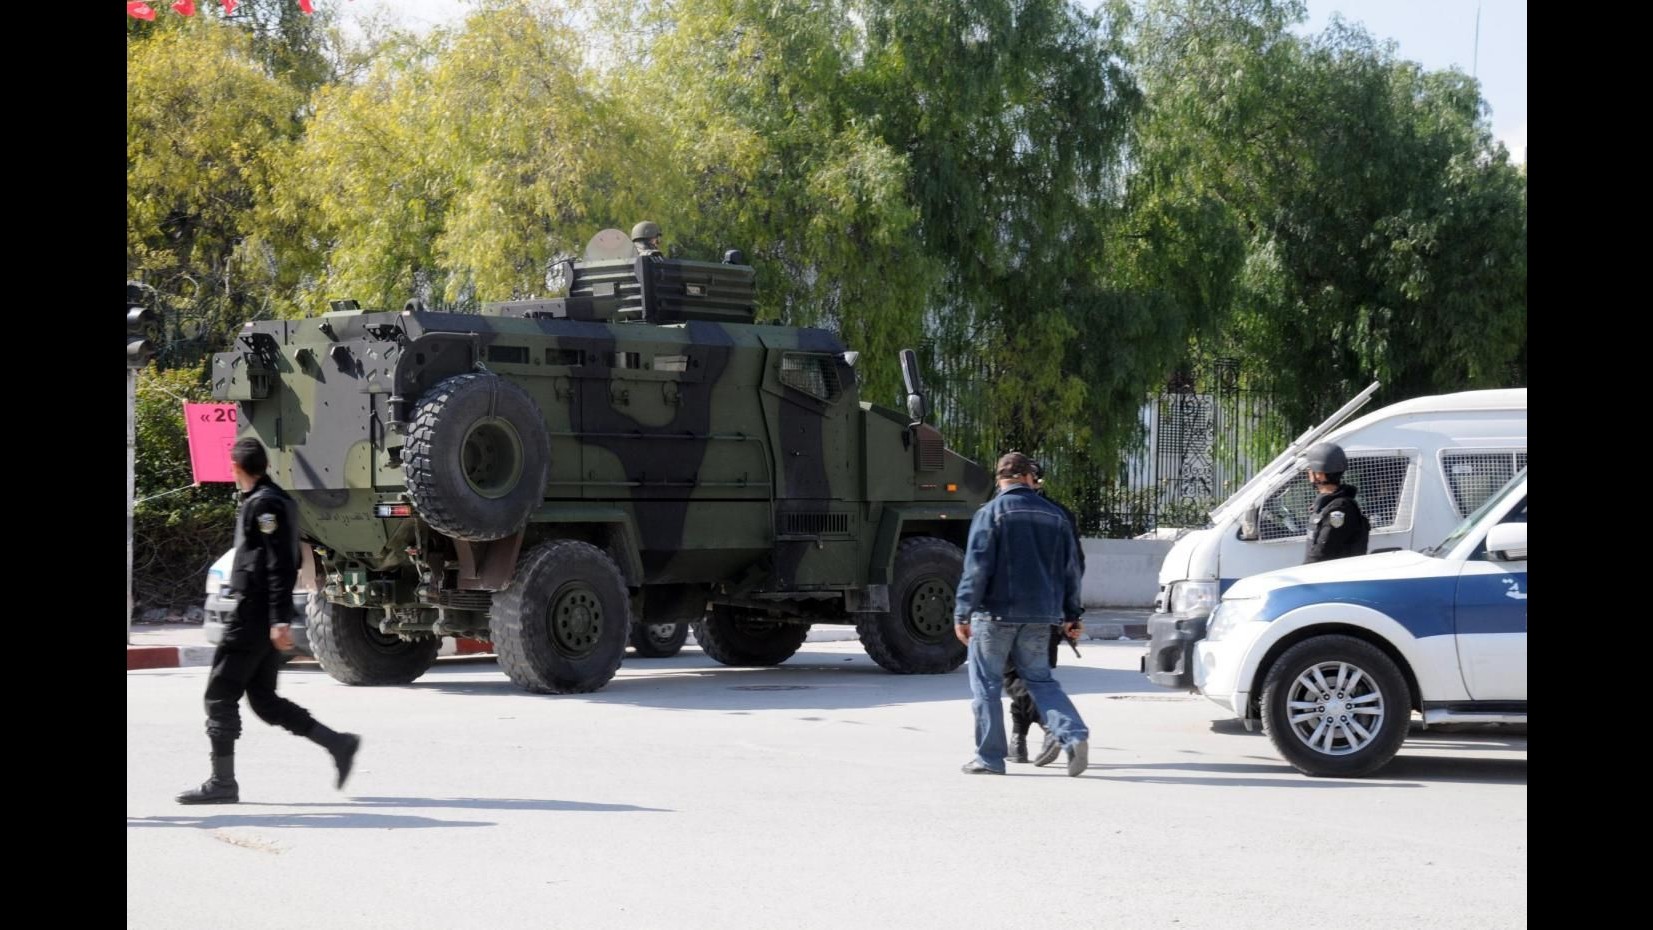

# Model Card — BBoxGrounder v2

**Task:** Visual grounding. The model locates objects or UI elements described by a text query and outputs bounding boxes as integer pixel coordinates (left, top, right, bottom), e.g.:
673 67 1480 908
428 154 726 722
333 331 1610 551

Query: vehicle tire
403 373 550 542
857 537 966 674
691 605 810 666
492 540 631 694
307 596 440 686
629 621 689 658
1260 634 1413 777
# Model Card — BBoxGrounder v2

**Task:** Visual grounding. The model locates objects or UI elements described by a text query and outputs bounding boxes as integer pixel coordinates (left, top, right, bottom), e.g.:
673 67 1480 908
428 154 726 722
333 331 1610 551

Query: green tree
1131 0 1527 432
127 21 305 366
132 367 237 611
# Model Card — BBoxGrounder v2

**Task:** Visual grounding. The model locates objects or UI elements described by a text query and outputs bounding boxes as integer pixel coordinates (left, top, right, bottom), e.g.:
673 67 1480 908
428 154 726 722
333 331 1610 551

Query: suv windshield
1423 467 1527 557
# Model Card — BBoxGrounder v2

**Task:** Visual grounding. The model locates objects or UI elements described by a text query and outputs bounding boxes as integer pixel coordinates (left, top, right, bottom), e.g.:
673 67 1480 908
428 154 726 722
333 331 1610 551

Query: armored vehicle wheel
308 597 440 685
629 621 689 658
857 537 967 674
691 606 810 666
403 373 551 542
492 540 631 694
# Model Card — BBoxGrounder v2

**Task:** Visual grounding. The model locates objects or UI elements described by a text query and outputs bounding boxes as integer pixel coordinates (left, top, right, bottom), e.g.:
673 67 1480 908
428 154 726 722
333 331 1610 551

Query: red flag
298 0 314 14
127 1 157 20
172 0 196 15
222 0 236 13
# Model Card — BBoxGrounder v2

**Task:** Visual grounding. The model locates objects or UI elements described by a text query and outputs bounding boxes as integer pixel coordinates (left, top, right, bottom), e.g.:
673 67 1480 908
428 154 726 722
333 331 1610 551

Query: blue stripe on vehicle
1252 574 1527 639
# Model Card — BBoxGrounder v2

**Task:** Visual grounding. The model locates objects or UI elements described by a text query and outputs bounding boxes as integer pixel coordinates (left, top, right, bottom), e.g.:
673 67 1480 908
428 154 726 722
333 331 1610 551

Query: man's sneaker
1066 740 1089 777
1009 734 1030 764
960 760 1004 775
1032 732 1062 767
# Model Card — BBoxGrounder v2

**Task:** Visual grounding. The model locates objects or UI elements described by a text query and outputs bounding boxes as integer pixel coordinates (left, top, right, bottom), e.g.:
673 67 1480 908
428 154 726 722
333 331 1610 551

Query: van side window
1442 450 1527 518
1257 454 1413 542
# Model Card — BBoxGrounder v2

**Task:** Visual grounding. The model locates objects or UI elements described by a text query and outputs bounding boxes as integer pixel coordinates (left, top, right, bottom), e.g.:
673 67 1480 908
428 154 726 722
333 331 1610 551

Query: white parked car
1193 468 1527 777
204 548 313 655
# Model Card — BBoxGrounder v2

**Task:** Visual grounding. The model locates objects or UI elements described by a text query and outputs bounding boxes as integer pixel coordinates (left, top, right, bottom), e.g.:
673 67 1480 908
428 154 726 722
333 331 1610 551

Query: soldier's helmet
1304 442 1348 474
631 221 662 243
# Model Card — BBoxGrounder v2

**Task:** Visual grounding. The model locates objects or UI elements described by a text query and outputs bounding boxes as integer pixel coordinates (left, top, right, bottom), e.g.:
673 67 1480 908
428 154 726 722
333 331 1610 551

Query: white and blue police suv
1193 469 1526 777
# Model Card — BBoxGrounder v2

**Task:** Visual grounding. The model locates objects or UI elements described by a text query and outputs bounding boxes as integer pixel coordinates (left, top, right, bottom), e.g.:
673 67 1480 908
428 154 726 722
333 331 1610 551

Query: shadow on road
400 647 1153 712
242 797 673 813
127 796 672 830
1085 752 1524 787
126 812 494 830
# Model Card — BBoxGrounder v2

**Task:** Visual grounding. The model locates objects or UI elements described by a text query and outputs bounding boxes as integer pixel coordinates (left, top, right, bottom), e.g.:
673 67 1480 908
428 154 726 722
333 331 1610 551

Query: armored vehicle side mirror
1237 504 1261 541
899 348 930 423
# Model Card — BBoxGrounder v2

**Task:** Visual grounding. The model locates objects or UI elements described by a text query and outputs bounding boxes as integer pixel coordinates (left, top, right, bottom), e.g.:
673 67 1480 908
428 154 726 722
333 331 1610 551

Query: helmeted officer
631 221 663 256
1303 442 1370 564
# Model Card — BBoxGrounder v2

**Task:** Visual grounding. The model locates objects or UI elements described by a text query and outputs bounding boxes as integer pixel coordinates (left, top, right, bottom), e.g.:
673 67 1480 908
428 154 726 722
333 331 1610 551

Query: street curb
128 638 494 670
126 645 218 670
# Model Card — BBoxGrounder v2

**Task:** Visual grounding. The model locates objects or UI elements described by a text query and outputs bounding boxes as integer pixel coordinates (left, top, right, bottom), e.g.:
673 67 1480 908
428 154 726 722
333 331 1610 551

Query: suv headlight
1206 598 1264 643
1169 581 1220 616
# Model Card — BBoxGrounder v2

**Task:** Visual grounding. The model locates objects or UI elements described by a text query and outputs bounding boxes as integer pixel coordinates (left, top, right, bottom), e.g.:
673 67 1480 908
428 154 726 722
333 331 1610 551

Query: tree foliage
126 0 1527 562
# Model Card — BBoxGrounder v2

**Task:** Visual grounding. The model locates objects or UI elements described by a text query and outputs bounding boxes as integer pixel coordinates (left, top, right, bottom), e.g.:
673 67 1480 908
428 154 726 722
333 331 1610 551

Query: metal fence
928 355 1287 538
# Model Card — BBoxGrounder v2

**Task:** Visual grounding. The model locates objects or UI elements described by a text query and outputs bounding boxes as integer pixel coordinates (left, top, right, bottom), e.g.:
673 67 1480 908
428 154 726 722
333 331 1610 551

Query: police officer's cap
1305 442 1347 474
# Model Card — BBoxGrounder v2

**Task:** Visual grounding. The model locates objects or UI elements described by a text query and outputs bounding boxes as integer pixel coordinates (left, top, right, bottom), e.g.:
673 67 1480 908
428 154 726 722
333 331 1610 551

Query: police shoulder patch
257 512 279 535
1328 510 1346 528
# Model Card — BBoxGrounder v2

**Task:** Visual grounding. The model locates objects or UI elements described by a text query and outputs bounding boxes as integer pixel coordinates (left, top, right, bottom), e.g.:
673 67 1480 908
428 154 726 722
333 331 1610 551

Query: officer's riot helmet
1305 442 1347 475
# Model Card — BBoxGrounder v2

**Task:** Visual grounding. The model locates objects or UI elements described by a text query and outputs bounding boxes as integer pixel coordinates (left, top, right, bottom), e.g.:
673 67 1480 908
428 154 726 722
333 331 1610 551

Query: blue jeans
968 621 1089 771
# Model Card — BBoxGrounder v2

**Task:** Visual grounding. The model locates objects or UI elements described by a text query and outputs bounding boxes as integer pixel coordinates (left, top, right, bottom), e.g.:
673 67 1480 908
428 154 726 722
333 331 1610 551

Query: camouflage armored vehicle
211 230 991 694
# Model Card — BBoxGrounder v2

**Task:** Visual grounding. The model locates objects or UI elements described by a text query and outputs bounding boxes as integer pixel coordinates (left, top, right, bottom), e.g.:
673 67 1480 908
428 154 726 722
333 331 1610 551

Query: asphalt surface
127 639 1526 930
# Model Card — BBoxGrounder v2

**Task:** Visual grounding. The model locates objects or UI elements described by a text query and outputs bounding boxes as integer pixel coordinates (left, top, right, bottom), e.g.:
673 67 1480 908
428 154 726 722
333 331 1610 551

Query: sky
337 0 1526 163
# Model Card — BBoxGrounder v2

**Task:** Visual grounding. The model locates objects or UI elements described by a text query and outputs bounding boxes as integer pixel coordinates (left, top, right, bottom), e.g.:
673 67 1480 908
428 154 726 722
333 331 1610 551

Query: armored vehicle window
486 345 529 365
613 351 642 370
548 348 585 366
654 354 690 373
779 353 841 401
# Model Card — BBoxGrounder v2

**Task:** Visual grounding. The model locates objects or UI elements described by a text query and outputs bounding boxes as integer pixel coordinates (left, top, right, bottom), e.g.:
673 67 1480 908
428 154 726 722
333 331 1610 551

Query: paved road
127 640 1526 930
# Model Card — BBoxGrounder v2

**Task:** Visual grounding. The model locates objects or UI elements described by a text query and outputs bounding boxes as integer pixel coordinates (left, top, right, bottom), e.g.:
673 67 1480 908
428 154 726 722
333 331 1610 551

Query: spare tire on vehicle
402 373 550 541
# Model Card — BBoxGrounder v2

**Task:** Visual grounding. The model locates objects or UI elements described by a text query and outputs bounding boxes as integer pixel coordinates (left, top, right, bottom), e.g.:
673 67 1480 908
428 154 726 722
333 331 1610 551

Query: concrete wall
1080 538 1172 608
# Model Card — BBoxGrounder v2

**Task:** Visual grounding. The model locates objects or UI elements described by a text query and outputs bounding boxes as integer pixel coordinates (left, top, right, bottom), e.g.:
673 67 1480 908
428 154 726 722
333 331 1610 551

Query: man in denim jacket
954 451 1090 776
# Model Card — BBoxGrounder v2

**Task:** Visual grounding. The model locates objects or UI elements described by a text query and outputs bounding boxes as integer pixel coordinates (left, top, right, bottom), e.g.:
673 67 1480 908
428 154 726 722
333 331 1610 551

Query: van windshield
1422 467 1526 557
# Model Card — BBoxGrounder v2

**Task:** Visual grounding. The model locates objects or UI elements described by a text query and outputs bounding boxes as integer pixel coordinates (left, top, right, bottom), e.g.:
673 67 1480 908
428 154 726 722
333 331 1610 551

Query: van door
1221 450 1419 584
1453 495 1528 700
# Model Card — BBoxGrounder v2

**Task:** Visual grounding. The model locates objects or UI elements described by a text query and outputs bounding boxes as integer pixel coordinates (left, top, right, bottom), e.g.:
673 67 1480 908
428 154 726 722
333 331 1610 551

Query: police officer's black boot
1009 728 1030 764
177 751 238 805
306 722 361 789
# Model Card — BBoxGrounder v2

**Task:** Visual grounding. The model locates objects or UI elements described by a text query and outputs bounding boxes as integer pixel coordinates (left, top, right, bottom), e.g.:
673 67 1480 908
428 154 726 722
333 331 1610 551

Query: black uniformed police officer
177 438 361 805
1303 442 1370 564
1005 459 1085 765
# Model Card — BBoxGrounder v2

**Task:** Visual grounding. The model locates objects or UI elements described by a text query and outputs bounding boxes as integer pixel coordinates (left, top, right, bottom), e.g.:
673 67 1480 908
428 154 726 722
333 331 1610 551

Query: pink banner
184 403 240 483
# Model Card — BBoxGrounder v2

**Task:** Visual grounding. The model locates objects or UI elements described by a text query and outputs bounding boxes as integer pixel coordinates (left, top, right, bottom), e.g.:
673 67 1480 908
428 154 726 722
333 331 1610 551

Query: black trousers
1006 625 1064 735
204 631 315 744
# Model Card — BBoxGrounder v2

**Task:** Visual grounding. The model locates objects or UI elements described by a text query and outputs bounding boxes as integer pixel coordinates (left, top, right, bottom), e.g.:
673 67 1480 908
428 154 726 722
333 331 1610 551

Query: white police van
1193 468 1526 777
1144 385 1526 688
